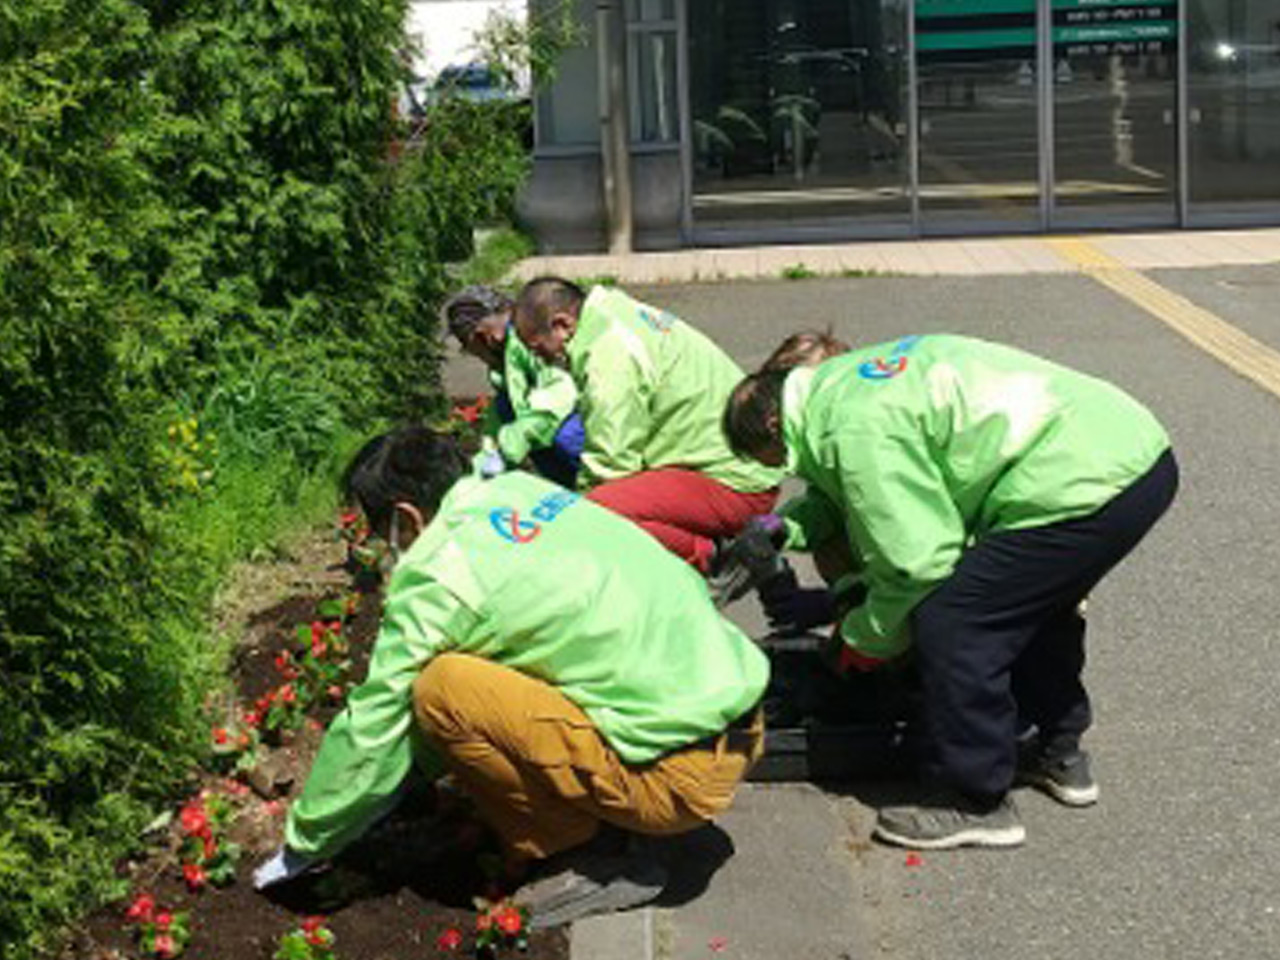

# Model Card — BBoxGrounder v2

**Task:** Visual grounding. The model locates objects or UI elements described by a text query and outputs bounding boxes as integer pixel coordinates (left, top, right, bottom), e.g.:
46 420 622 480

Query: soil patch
61 523 569 960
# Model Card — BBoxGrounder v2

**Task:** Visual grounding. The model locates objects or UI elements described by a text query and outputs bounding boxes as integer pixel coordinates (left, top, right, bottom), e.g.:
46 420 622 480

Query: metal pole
597 0 633 252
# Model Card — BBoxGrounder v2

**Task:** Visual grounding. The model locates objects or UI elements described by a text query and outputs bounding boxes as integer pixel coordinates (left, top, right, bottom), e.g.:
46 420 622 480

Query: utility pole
596 0 633 253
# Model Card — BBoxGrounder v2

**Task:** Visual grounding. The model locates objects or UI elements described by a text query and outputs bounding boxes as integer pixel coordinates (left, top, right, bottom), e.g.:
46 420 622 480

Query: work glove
474 446 506 479
708 514 787 607
252 846 322 891
760 577 838 636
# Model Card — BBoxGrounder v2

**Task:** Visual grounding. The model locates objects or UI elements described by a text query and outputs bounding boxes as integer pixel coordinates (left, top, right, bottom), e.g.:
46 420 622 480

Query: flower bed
61 511 568 960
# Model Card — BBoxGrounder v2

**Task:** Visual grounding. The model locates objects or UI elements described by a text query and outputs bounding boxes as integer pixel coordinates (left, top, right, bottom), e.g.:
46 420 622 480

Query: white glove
252 846 321 890
476 447 506 479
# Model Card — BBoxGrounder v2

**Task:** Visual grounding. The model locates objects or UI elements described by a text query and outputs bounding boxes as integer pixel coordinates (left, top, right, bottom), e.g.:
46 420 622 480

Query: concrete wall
518 150 685 252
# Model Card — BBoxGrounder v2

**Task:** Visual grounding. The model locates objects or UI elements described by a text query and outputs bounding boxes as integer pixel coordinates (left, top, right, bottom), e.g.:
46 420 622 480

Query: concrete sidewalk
456 227 1280 960
510 228 1280 284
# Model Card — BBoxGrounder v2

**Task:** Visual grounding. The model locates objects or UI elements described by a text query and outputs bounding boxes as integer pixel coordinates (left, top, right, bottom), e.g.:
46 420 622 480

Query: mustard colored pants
412 653 763 862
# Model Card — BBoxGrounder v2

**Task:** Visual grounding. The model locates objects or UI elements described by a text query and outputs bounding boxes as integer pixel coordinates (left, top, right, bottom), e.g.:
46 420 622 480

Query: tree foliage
0 1 533 954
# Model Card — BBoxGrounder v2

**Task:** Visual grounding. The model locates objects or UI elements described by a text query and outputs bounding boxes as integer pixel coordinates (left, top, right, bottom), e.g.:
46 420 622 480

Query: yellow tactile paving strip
1048 236 1280 400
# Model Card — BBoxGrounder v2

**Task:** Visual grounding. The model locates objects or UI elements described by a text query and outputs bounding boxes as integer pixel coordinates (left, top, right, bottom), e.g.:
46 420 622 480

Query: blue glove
476 448 506 479
760 580 838 636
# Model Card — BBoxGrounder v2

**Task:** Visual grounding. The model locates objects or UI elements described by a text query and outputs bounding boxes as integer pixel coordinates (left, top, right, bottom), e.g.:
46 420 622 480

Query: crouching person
254 426 767 927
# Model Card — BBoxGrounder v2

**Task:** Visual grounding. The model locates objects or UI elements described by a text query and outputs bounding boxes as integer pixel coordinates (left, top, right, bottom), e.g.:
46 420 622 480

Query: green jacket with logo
566 286 781 492
480 329 579 465
286 471 769 858
778 334 1171 660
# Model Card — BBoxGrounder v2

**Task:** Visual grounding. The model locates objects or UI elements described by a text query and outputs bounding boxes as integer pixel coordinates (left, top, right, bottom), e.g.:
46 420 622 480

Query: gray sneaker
1018 748 1100 807
515 838 667 930
874 792 1026 850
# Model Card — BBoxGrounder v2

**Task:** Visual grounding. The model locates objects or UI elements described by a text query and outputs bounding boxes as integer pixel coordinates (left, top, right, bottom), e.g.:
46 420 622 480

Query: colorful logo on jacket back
637 307 676 333
489 489 580 544
859 336 921 380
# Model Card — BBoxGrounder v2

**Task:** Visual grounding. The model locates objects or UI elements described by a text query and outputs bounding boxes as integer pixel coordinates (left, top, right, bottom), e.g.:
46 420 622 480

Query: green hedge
0 1 529 955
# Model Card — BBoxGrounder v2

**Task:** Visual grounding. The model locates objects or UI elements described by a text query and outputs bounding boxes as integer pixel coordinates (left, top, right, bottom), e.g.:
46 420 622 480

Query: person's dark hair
440 285 514 344
761 329 850 372
722 369 789 460
342 426 469 538
513 276 586 336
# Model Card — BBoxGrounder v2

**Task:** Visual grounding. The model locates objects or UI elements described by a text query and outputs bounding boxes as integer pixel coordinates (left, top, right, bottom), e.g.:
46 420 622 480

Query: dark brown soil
62 532 569 960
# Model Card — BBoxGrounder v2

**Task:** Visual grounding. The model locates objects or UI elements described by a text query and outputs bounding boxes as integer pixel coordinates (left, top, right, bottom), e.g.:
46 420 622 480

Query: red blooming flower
153 932 177 958
125 893 155 922
340 511 359 527
212 726 228 745
436 926 464 951
475 912 492 932
182 862 207 890
905 852 923 867
179 804 209 837
494 906 523 935
242 709 262 728
311 638 328 658
154 911 173 931
280 684 296 704
301 916 326 934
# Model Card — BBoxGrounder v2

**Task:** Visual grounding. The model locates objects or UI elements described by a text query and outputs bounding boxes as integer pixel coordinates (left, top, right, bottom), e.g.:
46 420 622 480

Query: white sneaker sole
873 822 1027 850
1024 774 1100 807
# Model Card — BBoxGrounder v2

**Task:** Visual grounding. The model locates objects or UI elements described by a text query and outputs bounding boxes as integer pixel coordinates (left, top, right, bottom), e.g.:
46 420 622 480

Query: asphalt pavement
443 249 1280 960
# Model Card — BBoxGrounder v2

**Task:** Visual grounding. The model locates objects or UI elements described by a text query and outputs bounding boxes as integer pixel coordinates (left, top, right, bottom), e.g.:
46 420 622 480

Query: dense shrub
0 1 531 955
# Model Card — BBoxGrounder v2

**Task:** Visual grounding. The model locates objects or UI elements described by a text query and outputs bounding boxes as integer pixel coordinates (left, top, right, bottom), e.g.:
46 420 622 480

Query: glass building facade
523 0 1280 250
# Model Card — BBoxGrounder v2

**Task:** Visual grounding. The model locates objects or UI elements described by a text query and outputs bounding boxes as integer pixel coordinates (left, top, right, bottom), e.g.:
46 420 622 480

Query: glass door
1184 0 1280 223
915 0 1043 232
688 0 912 242
1049 0 1179 227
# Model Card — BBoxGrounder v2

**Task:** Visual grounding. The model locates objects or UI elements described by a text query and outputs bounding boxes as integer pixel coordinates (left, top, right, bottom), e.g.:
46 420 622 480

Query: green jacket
286 471 769 859
779 334 1171 660
481 328 579 465
566 287 781 492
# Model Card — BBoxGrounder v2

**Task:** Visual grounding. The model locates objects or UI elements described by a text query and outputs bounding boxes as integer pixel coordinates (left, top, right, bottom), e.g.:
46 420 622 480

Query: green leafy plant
781 264 818 280
123 895 192 959
177 792 241 890
274 917 337 960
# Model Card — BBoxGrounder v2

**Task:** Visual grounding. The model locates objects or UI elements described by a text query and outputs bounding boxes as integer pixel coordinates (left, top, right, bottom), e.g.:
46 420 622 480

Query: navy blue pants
910 449 1179 799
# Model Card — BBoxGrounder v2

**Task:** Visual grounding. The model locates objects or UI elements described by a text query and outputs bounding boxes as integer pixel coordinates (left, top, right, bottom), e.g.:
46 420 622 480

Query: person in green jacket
511 277 782 572
442 285 585 488
253 425 767 927
722 334 1178 850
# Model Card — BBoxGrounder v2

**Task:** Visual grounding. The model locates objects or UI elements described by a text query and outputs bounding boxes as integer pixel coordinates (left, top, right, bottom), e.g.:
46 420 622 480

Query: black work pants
910 449 1179 799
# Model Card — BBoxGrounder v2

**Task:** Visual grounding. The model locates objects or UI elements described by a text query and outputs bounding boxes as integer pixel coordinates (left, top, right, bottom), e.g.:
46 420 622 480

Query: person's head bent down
343 425 469 554
511 276 586 367
441 285 513 369
723 368 790 468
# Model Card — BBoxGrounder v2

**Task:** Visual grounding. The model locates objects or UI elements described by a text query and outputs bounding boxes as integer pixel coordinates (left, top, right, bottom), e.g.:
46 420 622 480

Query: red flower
242 709 262 728
310 621 327 645
475 912 492 932
182 862 207 890
274 652 297 678
212 726 228 745
436 926 464 951
327 684 343 701
905 852 923 867
301 916 326 934
339 511 359 527
280 684 296 704
311 638 328 658
494 906 523 935
125 893 155 922
154 911 173 931
179 803 209 837
153 932 177 958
